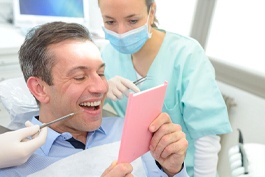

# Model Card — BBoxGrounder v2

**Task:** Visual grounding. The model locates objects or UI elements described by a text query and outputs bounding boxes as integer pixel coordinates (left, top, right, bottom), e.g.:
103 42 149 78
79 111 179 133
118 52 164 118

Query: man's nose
88 76 108 93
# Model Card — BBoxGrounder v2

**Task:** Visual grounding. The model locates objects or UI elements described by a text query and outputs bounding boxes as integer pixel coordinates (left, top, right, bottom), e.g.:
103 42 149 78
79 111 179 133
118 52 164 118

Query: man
0 22 188 177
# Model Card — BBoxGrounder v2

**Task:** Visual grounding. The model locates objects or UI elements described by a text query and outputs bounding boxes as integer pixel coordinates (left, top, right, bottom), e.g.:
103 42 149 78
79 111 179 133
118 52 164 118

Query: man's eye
98 73 105 77
74 76 85 81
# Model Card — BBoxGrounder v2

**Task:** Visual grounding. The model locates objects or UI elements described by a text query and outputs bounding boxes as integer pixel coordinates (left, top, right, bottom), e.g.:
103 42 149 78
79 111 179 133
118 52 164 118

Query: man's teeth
80 101 101 107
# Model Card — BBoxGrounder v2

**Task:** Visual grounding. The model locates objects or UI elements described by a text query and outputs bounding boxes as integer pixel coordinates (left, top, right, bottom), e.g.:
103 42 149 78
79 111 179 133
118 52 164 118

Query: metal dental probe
133 77 147 85
39 112 76 129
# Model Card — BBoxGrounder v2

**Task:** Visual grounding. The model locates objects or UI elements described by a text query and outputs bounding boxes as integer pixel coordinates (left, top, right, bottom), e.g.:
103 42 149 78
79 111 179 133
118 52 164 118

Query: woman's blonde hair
145 0 158 27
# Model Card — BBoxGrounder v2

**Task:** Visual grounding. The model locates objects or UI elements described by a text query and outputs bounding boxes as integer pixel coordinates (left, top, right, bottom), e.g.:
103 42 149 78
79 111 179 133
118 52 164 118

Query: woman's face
99 0 152 34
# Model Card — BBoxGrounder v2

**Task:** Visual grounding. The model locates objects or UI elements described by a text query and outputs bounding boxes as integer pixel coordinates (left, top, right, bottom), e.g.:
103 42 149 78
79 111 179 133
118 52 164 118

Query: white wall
155 0 197 36
217 81 265 177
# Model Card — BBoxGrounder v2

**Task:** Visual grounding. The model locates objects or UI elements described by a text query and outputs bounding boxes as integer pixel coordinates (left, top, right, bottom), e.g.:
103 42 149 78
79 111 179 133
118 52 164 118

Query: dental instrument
133 77 147 86
40 112 76 129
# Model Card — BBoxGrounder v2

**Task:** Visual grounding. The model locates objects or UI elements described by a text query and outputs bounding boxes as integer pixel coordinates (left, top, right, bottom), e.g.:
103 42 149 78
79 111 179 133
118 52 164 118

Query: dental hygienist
0 121 47 168
98 0 232 176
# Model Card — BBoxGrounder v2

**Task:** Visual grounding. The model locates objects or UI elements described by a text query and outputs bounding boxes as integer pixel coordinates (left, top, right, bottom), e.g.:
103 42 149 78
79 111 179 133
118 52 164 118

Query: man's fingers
101 161 133 177
149 113 171 133
160 137 187 159
101 160 117 176
150 127 185 159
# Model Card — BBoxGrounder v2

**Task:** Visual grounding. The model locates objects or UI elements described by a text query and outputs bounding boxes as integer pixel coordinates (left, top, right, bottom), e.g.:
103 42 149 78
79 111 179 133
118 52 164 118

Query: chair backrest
0 77 38 130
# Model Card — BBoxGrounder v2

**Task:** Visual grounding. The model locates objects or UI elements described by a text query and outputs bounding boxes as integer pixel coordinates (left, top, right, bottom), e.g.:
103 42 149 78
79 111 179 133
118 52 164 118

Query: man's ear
27 76 50 103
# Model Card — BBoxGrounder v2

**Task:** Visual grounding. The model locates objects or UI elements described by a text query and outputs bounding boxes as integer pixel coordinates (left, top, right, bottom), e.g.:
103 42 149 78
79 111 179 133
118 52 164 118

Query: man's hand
101 160 134 177
0 121 47 168
149 113 188 176
107 76 140 101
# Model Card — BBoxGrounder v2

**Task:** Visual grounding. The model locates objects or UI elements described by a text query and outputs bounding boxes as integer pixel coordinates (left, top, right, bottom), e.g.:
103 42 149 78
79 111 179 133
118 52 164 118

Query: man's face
43 40 108 133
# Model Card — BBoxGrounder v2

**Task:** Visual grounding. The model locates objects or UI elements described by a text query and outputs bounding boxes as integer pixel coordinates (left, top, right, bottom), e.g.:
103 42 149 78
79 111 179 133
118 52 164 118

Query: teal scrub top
101 31 232 177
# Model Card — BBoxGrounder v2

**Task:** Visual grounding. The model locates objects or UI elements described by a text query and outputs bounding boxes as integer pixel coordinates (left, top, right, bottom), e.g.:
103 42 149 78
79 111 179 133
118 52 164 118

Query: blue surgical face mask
102 11 152 54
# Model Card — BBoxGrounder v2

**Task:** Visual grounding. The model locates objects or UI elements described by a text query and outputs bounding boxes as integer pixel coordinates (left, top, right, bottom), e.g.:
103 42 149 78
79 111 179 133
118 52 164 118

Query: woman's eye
105 20 115 25
129 19 138 24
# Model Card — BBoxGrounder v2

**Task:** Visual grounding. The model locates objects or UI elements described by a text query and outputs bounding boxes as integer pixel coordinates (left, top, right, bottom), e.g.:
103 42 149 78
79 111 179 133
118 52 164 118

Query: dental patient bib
28 141 147 177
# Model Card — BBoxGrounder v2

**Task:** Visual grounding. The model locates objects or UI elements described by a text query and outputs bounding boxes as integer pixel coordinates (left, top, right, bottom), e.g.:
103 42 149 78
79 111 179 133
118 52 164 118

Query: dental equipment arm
229 129 252 177
0 121 47 168
107 76 140 101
